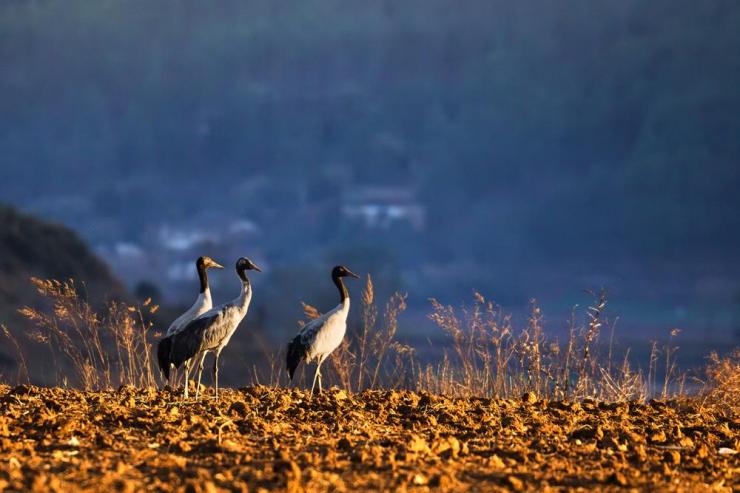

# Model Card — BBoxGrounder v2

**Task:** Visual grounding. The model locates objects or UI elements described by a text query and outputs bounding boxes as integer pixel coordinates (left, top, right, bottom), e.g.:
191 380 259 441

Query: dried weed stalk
697 349 739 416
1 324 30 385
421 290 685 401
17 278 158 390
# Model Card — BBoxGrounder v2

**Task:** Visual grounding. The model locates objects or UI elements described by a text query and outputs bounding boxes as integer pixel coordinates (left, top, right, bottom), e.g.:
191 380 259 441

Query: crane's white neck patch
201 289 212 308
233 282 253 315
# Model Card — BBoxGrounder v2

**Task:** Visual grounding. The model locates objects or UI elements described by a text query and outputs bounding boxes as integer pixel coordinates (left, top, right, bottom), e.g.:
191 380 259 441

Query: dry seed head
18 307 41 321
362 274 374 306
301 302 321 320
53 305 70 319
27 330 49 343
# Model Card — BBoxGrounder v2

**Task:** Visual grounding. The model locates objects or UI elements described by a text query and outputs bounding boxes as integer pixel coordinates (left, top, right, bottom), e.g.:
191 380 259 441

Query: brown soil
0 385 737 492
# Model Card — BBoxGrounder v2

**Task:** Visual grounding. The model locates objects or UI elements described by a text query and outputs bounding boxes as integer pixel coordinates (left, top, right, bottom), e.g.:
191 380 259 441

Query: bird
286 265 359 396
157 256 223 389
164 256 261 400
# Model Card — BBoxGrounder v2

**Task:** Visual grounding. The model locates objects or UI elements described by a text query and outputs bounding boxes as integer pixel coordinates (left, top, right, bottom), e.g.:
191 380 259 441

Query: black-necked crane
157 256 223 390
164 256 261 400
286 265 359 396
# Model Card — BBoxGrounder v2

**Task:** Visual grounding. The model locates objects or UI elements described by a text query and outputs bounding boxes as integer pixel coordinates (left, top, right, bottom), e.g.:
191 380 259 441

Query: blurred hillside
0 1 739 341
0 205 125 308
0 205 126 373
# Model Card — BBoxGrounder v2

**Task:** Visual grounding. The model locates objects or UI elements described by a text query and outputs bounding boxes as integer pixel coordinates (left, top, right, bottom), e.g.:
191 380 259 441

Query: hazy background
1 0 739 381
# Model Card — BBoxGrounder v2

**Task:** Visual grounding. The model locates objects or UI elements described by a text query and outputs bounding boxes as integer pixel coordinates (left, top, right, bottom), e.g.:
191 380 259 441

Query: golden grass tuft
11 277 158 389
698 349 740 416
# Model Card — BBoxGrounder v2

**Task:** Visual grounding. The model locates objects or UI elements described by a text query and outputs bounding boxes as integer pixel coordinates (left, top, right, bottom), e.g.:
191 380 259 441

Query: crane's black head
236 257 262 281
196 256 223 292
197 256 224 270
332 265 360 279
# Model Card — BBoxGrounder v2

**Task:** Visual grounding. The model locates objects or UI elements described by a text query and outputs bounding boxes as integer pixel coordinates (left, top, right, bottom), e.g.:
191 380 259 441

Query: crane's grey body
286 265 359 396
296 300 350 364
174 287 252 365
167 257 260 399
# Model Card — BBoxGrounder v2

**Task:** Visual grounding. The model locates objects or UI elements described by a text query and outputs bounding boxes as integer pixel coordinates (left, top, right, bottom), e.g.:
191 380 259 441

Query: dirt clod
506 475 524 491
663 450 681 465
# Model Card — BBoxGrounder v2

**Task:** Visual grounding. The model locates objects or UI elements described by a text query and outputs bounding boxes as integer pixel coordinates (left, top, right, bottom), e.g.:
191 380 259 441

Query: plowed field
0 385 737 492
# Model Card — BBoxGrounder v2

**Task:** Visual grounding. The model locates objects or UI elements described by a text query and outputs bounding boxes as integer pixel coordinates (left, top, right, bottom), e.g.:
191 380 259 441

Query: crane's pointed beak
347 269 360 279
251 263 262 272
211 260 224 269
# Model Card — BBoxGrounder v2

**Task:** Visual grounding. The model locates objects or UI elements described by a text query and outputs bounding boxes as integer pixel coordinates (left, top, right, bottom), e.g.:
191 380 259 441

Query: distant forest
1 1 739 310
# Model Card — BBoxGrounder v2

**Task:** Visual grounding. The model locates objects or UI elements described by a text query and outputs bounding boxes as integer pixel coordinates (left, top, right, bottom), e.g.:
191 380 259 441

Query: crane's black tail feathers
286 335 307 380
156 335 173 381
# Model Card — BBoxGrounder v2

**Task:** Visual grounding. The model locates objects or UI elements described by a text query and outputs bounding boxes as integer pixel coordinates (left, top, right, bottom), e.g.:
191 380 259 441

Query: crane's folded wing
170 310 225 368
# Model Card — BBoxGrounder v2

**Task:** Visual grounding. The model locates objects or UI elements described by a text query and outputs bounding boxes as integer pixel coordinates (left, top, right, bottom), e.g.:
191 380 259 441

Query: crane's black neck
197 262 209 293
332 273 348 303
237 267 251 287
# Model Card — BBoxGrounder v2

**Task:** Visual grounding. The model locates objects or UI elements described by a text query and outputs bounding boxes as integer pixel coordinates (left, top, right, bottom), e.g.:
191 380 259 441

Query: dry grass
0 324 29 385
697 349 740 416
302 279 728 403
2 275 738 406
12 278 158 389
416 291 654 401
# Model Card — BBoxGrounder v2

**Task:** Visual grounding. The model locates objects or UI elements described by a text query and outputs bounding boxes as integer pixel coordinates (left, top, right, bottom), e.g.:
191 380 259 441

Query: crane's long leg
182 359 191 400
181 358 189 387
317 354 326 394
181 355 196 398
195 351 208 401
310 355 326 398
309 363 320 398
213 348 222 400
